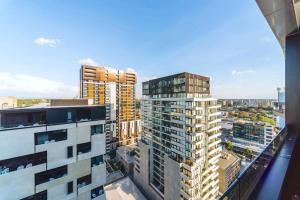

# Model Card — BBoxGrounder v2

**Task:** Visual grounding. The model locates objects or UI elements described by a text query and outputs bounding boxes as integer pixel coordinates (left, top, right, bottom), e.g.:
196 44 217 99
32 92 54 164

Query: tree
239 111 249 118
226 141 234 151
251 114 257 122
245 147 253 158
259 116 276 126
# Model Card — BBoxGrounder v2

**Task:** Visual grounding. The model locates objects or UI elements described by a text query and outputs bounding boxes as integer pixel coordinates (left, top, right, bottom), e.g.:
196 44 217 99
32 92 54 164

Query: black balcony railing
219 127 287 200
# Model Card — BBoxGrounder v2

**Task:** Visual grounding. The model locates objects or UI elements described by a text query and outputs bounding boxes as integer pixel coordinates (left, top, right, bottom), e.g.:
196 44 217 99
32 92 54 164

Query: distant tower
277 87 285 103
277 87 281 103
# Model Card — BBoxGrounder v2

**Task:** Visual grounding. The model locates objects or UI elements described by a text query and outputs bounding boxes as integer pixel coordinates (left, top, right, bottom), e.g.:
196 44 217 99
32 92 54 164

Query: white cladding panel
92 164 106 187
108 83 116 110
77 126 91 144
0 126 46 160
91 134 106 157
0 164 46 200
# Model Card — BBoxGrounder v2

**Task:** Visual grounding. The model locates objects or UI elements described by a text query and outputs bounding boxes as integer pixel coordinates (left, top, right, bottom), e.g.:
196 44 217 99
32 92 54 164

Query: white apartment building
134 72 222 200
0 105 108 200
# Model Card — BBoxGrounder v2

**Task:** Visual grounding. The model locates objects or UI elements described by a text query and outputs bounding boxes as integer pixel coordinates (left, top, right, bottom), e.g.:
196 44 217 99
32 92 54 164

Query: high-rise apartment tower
80 65 141 152
134 72 222 200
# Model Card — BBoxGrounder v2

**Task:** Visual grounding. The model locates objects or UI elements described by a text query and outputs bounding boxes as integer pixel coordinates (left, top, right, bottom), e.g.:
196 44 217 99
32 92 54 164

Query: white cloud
231 69 254 76
78 58 98 66
34 37 60 47
0 72 78 98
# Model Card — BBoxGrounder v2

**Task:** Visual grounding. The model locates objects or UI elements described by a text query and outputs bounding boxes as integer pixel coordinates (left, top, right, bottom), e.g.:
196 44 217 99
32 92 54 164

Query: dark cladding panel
0 110 46 128
46 108 76 125
90 106 106 120
280 31 300 199
142 72 210 96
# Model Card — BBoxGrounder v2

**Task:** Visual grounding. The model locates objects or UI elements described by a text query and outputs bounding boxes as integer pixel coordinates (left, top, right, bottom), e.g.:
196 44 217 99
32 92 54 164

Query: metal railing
219 127 287 200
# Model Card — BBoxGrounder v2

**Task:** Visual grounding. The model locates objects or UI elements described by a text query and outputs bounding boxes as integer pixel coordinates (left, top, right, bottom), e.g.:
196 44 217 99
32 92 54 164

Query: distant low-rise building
219 150 240 194
0 96 17 109
232 120 276 154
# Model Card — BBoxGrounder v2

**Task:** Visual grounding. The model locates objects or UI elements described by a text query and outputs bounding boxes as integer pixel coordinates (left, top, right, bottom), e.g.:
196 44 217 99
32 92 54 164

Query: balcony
0 106 106 130
219 128 289 200
0 151 47 175
35 165 68 185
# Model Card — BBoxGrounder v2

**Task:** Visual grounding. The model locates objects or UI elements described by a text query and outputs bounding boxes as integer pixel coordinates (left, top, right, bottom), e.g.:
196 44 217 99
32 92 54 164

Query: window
35 129 67 145
21 191 47 200
91 185 104 199
77 174 91 189
67 146 73 158
91 155 103 167
91 124 103 135
67 181 73 194
0 151 46 174
77 142 91 155
67 112 72 122
35 165 67 185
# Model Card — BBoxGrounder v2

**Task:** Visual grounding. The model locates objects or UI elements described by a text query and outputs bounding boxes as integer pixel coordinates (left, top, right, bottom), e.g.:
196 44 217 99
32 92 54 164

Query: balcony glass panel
0 151 47 175
35 165 67 185
77 142 91 155
91 185 104 199
35 129 67 145
77 174 91 189
91 155 104 167
91 124 104 135
219 128 287 200
21 190 47 200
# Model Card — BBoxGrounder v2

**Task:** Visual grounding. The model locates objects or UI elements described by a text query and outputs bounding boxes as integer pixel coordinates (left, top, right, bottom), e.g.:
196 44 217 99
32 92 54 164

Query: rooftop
104 177 147 200
116 144 137 164
219 150 240 170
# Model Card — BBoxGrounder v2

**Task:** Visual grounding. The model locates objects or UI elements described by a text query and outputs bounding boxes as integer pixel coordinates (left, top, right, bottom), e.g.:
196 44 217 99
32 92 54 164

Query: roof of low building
219 150 240 170
104 177 147 200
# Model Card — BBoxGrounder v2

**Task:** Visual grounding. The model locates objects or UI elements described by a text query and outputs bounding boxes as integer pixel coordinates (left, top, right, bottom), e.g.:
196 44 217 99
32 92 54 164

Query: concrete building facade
0 105 107 200
134 72 222 200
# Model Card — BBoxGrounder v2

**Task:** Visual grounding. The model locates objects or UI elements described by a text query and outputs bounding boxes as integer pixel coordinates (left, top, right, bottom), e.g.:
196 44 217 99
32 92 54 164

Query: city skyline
0 0 284 99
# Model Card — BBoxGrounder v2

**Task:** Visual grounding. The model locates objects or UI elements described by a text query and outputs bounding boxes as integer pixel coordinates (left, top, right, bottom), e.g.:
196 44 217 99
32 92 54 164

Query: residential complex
218 150 240 194
0 105 107 200
232 121 275 154
134 72 222 200
80 65 141 152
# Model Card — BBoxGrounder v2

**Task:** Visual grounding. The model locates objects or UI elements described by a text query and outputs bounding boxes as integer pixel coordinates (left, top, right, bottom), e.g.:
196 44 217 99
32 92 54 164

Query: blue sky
0 0 284 99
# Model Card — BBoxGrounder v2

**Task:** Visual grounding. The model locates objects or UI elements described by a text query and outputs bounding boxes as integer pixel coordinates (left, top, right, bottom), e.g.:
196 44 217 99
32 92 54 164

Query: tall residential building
218 150 240 194
80 65 140 152
232 121 276 154
0 105 108 200
134 72 222 200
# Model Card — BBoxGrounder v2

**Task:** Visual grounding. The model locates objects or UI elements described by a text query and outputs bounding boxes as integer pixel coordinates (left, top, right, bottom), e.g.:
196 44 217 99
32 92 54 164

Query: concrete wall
133 142 163 200
164 156 181 200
